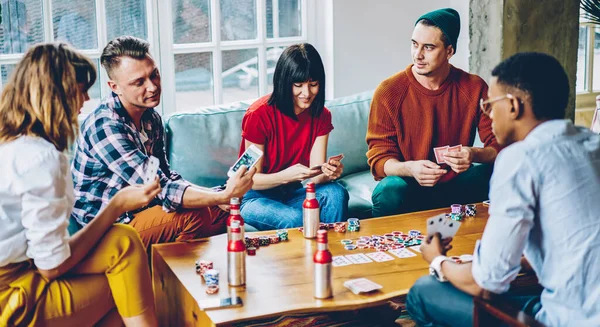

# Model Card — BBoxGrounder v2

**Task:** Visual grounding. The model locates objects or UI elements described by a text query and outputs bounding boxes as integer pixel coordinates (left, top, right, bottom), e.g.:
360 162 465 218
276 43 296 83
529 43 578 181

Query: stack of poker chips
276 229 289 241
246 246 257 255
246 237 260 248
259 236 270 246
195 260 213 276
203 269 220 294
269 235 280 244
347 218 360 232
465 204 477 217
450 204 464 221
340 239 356 250
333 222 347 233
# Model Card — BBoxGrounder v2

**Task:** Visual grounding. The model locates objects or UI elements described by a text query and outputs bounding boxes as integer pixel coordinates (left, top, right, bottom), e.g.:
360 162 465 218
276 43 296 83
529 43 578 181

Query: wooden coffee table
152 205 489 326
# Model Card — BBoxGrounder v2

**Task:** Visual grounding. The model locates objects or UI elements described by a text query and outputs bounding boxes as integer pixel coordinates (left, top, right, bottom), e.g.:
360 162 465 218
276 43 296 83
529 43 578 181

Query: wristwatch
429 256 450 282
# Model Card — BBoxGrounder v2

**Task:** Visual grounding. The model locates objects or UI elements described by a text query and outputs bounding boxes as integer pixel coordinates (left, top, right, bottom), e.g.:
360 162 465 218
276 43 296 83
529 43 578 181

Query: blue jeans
240 182 349 231
407 275 542 327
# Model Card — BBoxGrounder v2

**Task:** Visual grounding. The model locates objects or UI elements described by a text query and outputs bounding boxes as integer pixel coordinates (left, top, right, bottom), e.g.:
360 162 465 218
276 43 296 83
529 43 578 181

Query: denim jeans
240 181 349 231
407 275 542 327
372 163 493 217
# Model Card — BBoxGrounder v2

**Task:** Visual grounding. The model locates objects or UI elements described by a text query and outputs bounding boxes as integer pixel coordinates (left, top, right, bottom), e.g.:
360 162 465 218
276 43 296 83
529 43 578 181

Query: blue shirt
472 120 600 327
71 92 189 226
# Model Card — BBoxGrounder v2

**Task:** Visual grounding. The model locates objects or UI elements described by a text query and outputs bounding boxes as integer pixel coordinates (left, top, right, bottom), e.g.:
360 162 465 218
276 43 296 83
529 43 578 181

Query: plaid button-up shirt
71 92 189 226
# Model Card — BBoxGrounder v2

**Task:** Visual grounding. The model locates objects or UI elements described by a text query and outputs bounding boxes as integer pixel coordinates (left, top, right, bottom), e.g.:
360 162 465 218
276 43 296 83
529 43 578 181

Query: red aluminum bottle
313 230 332 299
303 182 320 239
227 197 244 241
227 221 246 286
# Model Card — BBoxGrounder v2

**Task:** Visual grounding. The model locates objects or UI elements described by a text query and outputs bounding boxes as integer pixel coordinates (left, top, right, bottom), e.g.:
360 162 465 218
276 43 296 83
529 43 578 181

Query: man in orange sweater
366 8 501 217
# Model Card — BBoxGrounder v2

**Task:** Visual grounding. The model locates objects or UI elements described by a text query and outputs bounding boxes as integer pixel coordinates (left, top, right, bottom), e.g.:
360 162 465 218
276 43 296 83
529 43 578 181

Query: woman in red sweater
238 43 349 230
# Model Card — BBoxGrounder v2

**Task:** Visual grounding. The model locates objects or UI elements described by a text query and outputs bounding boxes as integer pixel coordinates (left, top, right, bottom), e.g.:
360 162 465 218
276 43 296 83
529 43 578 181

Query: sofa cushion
337 170 378 218
166 100 254 187
325 90 373 177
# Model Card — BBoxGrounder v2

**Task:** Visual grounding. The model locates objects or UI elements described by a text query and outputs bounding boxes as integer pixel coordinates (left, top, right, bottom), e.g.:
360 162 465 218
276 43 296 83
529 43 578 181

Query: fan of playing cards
426 214 462 239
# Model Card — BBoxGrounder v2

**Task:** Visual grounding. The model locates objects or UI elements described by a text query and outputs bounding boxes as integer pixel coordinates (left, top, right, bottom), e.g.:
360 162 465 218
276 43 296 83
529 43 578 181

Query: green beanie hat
415 8 460 54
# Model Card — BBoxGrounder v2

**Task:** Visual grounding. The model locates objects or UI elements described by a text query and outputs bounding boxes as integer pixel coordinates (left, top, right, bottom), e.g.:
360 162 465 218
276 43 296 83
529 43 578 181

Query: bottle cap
316 229 328 243
230 197 240 205
305 182 316 192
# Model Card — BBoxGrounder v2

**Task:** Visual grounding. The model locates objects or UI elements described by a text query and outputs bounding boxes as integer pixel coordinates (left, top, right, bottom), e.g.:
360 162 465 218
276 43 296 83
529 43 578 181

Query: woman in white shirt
0 43 161 326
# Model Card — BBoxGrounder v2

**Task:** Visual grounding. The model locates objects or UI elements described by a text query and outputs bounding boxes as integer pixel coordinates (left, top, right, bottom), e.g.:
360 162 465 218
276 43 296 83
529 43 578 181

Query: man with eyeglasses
366 8 500 217
407 52 600 326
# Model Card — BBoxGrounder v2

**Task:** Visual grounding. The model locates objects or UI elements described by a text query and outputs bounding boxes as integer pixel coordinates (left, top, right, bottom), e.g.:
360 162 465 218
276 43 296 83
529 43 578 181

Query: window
576 21 600 109
166 0 306 113
0 0 309 115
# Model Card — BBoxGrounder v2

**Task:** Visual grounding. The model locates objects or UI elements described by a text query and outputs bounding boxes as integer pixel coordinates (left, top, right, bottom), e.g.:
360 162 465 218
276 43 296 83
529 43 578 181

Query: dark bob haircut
491 52 569 121
268 43 326 119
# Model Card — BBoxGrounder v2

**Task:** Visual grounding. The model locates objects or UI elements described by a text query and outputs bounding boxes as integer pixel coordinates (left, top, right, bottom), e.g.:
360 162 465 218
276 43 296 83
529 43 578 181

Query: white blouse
0 136 72 270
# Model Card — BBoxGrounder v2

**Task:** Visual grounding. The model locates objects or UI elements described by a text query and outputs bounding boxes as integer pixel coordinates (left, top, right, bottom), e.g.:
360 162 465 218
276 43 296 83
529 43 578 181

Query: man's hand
406 160 447 187
321 159 344 180
443 147 474 174
421 233 453 264
224 165 256 199
113 177 162 214
283 163 323 182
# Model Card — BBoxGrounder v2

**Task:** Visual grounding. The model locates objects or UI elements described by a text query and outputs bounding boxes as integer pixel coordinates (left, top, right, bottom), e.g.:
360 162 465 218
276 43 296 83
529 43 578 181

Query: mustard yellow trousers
0 224 154 327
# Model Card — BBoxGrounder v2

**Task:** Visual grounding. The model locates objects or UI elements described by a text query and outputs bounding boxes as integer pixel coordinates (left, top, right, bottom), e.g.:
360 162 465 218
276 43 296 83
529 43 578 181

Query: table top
152 205 489 325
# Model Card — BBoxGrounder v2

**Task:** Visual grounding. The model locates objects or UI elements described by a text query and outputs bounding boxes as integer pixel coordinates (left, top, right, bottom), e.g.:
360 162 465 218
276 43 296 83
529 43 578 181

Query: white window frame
0 0 316 116
577 22 600 109
158 0 311 116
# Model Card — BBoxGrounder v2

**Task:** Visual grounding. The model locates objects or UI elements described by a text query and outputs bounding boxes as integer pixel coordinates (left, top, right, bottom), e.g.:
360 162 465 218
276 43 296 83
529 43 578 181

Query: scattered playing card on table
389 248 417 259
408 245 421 253
366 252 394 262
332 256 353 267
345 253 372 264
344 278 383 295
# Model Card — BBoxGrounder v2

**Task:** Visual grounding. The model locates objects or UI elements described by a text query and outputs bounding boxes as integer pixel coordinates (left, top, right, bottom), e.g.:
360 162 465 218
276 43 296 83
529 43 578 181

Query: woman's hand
322 159 344 180
282 163 323 182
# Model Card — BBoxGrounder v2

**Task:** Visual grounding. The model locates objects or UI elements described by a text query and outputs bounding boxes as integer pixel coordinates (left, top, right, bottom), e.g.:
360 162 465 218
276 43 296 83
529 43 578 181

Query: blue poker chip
344 244 357 250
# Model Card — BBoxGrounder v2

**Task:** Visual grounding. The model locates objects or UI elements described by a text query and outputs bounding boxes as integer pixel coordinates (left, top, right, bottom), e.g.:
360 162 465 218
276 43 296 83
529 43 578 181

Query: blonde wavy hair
0 43 96 152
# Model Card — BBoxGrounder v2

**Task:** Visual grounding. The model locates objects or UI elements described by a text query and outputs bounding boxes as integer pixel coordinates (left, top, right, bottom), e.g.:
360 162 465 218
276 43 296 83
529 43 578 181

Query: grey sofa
165 90 378 220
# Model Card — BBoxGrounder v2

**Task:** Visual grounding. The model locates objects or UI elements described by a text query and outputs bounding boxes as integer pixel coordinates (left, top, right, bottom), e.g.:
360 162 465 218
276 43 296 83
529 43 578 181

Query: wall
469 0 580 121
313 0 471 98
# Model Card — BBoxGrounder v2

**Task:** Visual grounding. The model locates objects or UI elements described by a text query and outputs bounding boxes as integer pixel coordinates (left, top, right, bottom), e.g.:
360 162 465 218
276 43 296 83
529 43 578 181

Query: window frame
577 21 600 109
0 0 314 116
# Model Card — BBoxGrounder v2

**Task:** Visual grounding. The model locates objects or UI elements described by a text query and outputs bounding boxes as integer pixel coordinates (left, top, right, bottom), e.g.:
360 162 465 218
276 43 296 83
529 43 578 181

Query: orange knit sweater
366 65 500 182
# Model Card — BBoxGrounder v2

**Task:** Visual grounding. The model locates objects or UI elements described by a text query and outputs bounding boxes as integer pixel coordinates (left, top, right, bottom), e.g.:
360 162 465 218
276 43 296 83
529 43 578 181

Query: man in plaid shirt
71 36 255 248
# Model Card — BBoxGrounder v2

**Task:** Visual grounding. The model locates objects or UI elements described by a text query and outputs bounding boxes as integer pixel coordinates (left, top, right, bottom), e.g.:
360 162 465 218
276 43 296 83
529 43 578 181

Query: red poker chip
247 247 257 255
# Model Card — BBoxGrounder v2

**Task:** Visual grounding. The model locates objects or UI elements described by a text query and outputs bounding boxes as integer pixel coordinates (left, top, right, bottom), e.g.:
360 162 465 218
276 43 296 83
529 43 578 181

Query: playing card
328 154 345 163
343 278 383 294
345 253 373 264
426 214 446 236
447 144 462 153
388 248 417 259
366 252 394 262
408 245 421 253
433 146 449 164
440 218 462 239
144 156 160 184
332 256 353 267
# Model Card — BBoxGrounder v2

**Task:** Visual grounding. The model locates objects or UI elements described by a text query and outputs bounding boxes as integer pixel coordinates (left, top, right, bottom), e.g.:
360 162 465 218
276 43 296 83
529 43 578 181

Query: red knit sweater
366 65 500 182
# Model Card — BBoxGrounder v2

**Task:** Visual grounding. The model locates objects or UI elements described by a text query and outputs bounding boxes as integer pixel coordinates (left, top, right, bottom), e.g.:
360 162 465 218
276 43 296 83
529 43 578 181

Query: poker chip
344 244 357 250
327 223 335 230
203 269 219 288
206 285 219 294
319 223 328 230
259 236 270 246
450 213 463 221
392 231 402 236
269 235 280 244
247 246 257 255
347 218 360 226
451 204 462 214
195 260 213 276
297 227 304 232
276 229 289 241
334 222 347 233
408 230 421 238
465 204 477 217
340 239 353 245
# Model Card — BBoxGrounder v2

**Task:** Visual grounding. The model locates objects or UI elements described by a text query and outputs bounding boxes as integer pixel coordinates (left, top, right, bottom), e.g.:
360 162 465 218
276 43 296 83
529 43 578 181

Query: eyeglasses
479 93 516 116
